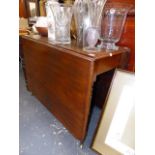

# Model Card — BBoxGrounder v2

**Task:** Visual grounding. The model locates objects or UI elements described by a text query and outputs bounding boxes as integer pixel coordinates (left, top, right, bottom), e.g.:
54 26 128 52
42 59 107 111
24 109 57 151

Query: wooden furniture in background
21 35 129 141
19 0 28 18
39 0 46 16
118 13 135 72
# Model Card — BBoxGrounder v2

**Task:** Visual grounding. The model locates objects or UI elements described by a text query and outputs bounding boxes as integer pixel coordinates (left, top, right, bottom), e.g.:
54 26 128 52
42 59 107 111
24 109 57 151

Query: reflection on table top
21 35 130 61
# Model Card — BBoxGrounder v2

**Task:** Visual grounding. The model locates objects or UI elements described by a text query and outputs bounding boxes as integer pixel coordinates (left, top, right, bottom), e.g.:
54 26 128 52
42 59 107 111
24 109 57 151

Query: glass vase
100 3 132 50
50 3 73 44
73 0 107 49
73 0 87 47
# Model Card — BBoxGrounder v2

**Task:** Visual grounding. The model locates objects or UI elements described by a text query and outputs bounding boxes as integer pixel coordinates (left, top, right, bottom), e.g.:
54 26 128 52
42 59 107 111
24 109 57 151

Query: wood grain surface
21 35 129 141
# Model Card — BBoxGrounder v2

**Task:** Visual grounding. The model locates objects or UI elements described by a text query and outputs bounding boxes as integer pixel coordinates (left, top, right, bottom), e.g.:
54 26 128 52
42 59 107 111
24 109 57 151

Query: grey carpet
19 68 101 155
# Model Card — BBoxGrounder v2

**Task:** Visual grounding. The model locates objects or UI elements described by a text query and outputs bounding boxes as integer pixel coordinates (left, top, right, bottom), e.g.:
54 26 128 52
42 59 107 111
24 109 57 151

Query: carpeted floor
19 67 101 155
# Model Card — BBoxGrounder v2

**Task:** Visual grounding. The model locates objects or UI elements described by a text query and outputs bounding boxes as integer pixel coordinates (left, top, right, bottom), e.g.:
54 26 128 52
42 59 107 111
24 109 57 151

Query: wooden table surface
21 35 130 141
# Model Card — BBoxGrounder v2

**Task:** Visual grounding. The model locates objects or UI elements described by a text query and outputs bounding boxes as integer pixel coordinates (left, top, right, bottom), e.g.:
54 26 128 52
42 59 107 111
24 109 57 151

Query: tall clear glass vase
73 0 87 47
50 3 73 44
73 0 107 50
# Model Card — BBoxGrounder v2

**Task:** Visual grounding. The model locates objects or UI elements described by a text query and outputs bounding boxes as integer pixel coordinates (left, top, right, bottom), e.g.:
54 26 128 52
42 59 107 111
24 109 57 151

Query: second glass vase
73 0 107 50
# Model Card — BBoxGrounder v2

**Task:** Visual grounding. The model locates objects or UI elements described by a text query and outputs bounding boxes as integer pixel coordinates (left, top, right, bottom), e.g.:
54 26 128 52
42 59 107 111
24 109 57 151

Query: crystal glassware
73 0 87 47
100 3 131 50
73 0 107 49
82 0 107 52
50 3 73 44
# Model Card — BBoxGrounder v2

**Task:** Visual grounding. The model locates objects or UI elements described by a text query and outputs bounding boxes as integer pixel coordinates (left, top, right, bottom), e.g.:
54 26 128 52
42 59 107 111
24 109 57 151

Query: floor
19 67 101 155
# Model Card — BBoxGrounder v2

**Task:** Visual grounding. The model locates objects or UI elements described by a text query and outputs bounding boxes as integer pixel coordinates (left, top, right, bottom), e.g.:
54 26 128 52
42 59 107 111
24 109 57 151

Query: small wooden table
21 35 129 141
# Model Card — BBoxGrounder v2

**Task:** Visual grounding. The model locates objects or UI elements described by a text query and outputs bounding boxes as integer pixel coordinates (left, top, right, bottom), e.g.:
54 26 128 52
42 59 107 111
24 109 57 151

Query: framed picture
25 0 40 26
92 69 135 155
26 0 40 17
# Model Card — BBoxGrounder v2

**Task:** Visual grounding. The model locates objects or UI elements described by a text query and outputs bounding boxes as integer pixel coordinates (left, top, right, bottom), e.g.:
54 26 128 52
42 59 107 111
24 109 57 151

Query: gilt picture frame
92 69 135 155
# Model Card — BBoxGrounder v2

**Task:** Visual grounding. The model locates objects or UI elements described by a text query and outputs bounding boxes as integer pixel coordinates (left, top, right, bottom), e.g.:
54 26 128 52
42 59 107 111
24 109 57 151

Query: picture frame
25 0 40 26
92 69 135 155
26 0 40 18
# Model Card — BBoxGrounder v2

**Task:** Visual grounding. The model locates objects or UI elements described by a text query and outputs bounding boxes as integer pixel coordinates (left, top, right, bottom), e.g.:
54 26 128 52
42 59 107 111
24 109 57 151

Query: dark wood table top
21 35 129 61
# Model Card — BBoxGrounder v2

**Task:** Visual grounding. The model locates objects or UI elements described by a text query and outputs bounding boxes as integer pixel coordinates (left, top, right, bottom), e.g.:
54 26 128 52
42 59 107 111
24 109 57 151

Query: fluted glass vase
73 0 107 50
73 0 87 47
